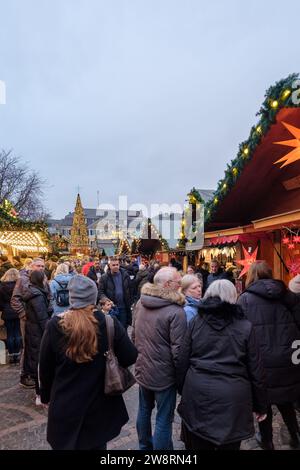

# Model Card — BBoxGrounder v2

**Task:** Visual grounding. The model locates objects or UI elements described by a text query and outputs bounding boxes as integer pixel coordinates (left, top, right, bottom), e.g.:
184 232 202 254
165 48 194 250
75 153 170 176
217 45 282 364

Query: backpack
55 280 69 307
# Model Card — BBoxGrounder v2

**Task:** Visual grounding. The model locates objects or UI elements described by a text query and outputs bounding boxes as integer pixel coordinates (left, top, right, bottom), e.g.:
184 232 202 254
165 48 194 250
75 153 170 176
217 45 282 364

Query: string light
282 89 291 100
232 167 238 176
271 100 279 109
256 125 262 134
243 147 249 156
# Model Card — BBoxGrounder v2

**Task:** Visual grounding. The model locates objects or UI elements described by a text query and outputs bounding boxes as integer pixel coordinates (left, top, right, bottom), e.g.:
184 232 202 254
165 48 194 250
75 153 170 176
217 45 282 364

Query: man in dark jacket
87 259 102 286
98 256 133 328
238 276 300 449
206 259 230 288
133 263 149 301
132 267 187 450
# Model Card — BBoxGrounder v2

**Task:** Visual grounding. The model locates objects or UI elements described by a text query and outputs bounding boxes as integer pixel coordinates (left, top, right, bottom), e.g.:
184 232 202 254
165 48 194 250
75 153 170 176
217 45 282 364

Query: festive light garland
0 199 47 233
178 188 203 248
203 73 300 224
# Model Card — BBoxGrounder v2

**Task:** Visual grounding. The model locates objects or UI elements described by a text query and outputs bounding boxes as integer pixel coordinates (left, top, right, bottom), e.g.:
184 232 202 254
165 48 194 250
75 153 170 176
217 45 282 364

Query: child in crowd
99 297 120 321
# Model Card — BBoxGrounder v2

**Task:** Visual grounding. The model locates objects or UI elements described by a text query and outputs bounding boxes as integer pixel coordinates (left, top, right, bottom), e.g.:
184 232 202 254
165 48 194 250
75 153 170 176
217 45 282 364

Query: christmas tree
70 194 90 255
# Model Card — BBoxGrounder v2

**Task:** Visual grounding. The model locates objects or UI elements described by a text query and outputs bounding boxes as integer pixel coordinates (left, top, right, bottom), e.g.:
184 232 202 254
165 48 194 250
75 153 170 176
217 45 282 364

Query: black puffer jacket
0 281 18 321
98 269 133 324
176 297 267 446
134 269 149 301
238 279 300 404
23 285 52 378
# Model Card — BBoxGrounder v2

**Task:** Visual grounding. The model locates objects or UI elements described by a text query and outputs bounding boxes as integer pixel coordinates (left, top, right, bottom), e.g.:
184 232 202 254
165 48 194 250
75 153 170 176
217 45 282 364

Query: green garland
204 73 300 224
0 205 48 233
178 187 204 247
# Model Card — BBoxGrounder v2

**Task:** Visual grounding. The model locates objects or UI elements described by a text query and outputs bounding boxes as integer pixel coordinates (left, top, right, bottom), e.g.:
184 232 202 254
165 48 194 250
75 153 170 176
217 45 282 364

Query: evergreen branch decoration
203 73 300 224
0 200 47 233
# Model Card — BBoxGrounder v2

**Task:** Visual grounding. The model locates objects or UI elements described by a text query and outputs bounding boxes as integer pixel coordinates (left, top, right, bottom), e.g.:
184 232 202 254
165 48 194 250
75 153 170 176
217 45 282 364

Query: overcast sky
0 0 300 218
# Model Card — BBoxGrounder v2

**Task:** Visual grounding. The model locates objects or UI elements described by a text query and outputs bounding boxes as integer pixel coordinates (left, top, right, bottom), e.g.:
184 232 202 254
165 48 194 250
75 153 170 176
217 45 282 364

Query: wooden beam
252 209 300 229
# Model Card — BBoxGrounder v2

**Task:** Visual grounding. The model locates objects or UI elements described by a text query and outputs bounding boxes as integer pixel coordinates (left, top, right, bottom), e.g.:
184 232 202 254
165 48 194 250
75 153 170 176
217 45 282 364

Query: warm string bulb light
282 89 291 100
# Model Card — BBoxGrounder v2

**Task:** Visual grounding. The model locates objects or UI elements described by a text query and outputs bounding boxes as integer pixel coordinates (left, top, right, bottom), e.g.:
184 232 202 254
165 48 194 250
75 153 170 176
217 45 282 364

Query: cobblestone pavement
0 363 299 450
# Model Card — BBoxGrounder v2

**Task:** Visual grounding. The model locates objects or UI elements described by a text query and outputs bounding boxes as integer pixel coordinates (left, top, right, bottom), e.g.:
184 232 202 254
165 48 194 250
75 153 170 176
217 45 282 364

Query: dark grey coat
132 282 187 391
237 279 300 404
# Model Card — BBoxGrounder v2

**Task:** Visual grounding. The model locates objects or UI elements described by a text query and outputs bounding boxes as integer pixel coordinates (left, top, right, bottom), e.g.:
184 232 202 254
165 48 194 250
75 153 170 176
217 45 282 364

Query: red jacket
82 262 93 276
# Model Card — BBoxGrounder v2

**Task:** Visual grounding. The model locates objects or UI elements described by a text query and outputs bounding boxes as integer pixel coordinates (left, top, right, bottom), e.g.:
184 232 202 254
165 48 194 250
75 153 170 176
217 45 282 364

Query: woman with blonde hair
50 263 73 315
0 268 22 363
181 274 202 323
39 275 138 450
238 261 300 449
177 279 268 450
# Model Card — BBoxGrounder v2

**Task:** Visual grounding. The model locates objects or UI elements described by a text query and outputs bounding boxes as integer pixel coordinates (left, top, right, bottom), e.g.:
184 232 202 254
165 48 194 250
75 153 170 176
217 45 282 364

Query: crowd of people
0 252 300 450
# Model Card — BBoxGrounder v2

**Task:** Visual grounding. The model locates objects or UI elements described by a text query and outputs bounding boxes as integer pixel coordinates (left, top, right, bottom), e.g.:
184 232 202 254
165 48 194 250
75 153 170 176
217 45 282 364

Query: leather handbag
104 315 136 395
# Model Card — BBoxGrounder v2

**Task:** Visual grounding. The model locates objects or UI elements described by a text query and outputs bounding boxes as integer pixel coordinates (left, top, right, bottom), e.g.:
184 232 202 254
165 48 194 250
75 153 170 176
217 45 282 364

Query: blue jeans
4 319 22 355
136 385 177 450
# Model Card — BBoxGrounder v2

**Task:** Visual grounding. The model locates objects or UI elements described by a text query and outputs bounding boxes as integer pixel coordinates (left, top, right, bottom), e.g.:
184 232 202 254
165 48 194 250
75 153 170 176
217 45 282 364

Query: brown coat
132 282 187 391
11 271 52 320
11 271 31 319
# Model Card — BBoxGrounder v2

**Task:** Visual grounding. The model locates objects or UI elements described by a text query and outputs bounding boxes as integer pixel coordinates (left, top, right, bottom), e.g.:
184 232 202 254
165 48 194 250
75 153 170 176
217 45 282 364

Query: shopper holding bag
39 275 138 450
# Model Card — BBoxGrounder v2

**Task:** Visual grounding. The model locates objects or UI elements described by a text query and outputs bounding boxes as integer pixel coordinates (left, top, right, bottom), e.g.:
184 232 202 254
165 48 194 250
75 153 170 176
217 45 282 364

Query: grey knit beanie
68 274 98 309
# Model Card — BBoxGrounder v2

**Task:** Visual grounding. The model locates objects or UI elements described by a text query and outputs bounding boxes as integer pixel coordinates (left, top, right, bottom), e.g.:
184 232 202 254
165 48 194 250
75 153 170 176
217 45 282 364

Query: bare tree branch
0 149 48 220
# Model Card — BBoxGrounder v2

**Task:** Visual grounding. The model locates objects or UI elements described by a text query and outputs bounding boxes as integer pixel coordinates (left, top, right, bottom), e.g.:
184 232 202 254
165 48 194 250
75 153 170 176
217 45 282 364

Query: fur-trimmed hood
140 282 185 308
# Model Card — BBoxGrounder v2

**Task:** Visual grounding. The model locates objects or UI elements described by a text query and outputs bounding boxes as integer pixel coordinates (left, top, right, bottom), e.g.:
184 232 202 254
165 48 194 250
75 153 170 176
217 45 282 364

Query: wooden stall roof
202 75 300 233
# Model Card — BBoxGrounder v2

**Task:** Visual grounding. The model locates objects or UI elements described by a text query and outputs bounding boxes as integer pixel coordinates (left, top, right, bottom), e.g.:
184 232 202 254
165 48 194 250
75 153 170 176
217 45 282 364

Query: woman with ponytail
39 275 138 450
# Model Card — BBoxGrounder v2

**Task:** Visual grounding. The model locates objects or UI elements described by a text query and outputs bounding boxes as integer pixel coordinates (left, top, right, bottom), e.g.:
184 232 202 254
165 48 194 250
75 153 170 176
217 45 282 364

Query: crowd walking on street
0 253 300 450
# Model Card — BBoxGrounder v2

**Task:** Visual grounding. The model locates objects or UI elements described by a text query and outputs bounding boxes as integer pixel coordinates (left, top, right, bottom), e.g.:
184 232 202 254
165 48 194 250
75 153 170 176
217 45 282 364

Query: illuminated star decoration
287 257 300 276
274 121 300 168
237 246 261 278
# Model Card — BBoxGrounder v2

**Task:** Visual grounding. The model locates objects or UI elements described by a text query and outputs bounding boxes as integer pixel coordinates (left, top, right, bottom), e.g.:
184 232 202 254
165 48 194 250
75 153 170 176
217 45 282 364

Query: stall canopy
208 232 269 246
0 230 48 254
204 74 300 232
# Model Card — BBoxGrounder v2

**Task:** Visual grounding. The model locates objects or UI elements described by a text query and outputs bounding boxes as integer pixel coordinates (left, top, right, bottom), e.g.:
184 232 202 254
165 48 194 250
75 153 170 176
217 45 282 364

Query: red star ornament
237 246 261 278
287 257 300 276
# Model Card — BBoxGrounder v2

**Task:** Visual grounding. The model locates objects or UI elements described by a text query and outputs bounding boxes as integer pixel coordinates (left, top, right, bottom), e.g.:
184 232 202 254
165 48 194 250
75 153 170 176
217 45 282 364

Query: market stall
201 74 300 284
0 199 48 258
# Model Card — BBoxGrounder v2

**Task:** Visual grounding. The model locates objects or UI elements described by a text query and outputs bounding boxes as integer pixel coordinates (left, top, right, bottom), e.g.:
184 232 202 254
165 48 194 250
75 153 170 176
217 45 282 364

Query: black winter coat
0 281 19 321
87 266 101 285
23 285 52 378
206 270 231 289
39 311 138 450
0 261 13 278
98 270 133 324
134 269 149 301
237 279 300 404
176 297 267 446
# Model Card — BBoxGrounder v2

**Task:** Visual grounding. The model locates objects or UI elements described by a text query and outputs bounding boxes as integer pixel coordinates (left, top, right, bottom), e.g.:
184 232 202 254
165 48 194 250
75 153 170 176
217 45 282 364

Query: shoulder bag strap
105 314 115 351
